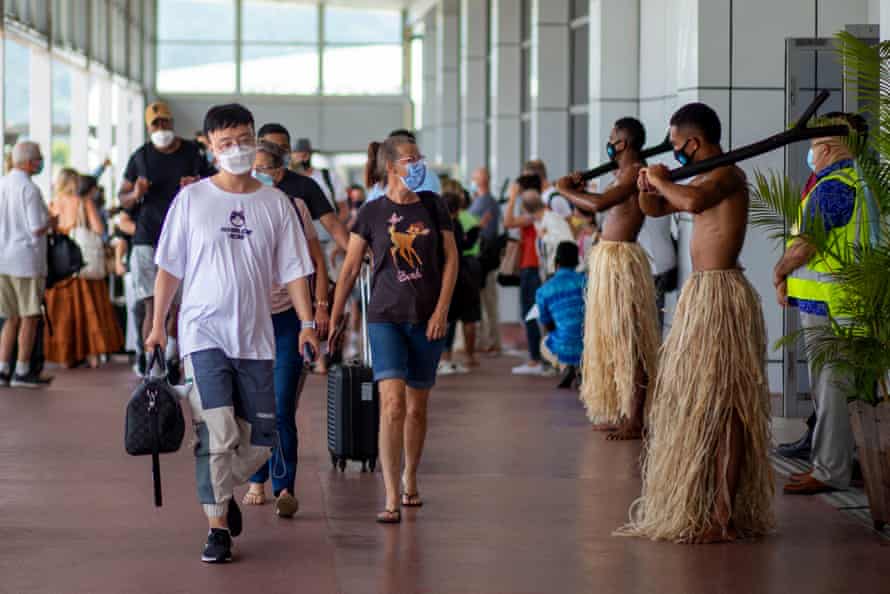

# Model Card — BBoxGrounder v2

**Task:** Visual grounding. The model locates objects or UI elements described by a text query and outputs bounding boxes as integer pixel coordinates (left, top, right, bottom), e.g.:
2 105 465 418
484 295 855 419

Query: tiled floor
0 356 887 594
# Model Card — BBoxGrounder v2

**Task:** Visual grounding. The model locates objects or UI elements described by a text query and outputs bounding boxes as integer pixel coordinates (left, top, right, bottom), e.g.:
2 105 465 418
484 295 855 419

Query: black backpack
46 233 84 289
125 348 186 507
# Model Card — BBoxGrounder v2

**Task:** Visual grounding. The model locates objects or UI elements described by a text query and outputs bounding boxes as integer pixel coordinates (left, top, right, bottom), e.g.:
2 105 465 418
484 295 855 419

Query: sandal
242 488 266 506
376 509 401 524
401 492 423 507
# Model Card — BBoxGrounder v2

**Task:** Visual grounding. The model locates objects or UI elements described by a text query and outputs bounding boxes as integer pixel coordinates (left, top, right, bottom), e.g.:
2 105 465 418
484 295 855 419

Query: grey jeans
800 311 854 489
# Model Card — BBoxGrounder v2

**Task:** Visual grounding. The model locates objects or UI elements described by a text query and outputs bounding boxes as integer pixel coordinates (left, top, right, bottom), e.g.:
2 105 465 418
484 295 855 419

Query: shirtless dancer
556 118 660 440
619 103 774 543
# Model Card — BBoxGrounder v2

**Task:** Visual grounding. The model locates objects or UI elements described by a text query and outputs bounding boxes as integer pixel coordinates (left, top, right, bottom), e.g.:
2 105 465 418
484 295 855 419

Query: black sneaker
0 372 10 387
201 529 233 564
10 372 45 389
227 498 242 537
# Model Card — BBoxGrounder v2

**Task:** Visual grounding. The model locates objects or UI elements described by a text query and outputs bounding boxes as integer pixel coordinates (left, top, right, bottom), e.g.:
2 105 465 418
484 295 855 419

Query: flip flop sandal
376 509 401 524
401 493 423 507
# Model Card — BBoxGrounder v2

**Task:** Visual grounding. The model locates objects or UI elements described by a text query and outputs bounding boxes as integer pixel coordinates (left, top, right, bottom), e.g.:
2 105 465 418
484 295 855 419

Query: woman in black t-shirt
330 134 458 524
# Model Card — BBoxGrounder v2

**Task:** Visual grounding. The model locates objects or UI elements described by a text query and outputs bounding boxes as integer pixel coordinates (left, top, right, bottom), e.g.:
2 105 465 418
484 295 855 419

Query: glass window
52 62 74 178
157 43 236 93
571 24 589 106
241 45 318 94
322 44 402 95
158 0 235 41
4 39 30 161
242 0 318 43
324 7 401 44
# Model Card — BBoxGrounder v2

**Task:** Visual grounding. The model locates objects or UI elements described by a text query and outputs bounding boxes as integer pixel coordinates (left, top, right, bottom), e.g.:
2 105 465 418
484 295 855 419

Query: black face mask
673 139 698 166
352 200 365 210
300 158 311 170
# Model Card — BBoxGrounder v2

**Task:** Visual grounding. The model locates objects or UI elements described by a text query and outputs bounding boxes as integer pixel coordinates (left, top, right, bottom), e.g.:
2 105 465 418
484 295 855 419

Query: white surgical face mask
216 145 257 175
150 130 175 149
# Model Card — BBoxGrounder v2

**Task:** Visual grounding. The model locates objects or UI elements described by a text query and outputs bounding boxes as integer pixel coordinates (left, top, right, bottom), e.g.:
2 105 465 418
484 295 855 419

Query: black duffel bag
125 347 185 507
46 233 84 289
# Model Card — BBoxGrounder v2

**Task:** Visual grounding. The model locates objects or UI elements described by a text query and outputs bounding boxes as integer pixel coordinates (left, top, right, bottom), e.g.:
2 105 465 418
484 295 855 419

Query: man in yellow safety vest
773 112 872 496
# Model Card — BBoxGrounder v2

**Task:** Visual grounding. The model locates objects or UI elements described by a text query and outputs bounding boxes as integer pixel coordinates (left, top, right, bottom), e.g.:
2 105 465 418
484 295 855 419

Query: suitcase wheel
330 453 338 468
369 458 377 472
338 458 347 472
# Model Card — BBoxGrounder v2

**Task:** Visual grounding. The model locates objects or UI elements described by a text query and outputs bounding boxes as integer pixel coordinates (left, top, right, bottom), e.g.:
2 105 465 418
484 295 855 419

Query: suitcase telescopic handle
360 263 372 368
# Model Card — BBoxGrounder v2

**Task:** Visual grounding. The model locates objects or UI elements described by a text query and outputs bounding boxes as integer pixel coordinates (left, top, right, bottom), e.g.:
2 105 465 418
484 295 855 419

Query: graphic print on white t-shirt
221 209 252 240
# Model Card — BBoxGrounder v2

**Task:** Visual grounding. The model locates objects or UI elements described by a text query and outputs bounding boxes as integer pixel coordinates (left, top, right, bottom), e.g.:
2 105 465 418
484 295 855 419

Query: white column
460 0 489 179
882 0 890 40
420 13 439 155
587 0 639 167
436 0 460 166
69 67 90 172
115 82 132 179
529 0 569 177
29 46 52 199
93 72 115 191
0 33 5 147
488 0 522 188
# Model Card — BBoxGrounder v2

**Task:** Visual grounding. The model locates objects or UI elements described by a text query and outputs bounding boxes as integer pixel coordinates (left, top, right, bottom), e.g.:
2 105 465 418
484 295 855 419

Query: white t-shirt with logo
155 178 314 360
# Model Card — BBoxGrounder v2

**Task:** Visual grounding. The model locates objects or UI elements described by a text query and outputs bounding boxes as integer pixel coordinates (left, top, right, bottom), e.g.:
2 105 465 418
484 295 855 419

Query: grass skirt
618 269 775 542
579 241 660 423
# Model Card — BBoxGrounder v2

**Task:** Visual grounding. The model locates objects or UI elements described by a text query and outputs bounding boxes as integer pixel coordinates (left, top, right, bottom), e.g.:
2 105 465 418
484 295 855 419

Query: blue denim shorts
367 322 446 389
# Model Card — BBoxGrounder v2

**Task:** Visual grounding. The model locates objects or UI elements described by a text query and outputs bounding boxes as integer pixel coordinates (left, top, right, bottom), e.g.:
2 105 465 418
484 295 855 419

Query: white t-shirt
637 215 677 276
0 170 49 278
155 178 314 360
543 187 572 218
306 168 346 242
535 210 575 275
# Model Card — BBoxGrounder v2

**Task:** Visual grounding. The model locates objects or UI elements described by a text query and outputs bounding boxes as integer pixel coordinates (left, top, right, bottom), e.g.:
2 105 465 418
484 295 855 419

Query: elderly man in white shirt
0 141 56 388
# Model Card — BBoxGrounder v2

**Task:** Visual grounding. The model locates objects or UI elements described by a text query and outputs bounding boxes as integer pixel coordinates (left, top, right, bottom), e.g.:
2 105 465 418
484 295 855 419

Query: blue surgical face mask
253 170 276 186
806 147 816 172
282 153 291 169
401 159 427 191
33 159 44 175
469 181 479 195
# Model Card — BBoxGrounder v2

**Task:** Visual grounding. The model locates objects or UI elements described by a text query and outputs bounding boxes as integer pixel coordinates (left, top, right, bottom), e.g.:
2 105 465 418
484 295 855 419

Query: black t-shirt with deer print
353 191 453 324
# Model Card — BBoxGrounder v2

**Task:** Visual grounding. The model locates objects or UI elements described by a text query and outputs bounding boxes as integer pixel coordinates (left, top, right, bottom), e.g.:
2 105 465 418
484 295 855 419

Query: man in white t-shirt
0 141 56 388
145 104 318 565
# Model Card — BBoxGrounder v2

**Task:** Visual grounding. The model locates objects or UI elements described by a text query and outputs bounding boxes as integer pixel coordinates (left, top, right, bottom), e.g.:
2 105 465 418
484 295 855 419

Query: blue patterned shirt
536 268 586 366
789 160 856 317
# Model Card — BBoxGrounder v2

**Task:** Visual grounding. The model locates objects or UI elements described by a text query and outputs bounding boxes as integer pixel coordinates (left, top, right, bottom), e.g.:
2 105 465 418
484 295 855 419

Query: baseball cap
145 102 173 127
294 138 313 153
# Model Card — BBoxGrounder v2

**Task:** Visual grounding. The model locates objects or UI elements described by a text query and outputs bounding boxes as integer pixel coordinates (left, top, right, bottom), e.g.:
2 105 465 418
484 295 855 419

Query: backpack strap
418 193 445 266
321 168 337 208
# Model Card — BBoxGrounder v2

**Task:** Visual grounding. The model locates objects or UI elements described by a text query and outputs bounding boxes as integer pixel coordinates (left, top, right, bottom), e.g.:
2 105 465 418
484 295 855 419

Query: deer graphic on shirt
388 213 430 269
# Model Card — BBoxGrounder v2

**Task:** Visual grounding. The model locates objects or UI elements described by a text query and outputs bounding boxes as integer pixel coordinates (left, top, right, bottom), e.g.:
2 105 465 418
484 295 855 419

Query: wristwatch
300 320 317 330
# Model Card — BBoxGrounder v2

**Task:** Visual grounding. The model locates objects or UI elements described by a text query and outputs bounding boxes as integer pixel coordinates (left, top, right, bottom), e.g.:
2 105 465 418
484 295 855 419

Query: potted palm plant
750 31 890 530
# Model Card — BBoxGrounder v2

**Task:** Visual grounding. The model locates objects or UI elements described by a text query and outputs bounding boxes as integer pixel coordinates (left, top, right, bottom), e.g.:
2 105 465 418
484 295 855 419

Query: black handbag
124 348 186 507
46 233 84 289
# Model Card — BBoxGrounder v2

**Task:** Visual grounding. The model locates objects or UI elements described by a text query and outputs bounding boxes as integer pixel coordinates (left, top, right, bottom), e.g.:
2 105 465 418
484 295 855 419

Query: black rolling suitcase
327 264 379 472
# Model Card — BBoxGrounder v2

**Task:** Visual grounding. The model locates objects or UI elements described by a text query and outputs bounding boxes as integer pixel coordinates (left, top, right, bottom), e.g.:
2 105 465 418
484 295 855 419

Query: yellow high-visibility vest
786 166 871 316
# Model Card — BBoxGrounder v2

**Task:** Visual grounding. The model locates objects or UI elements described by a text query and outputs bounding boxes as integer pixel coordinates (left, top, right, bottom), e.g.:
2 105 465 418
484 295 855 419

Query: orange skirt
44 278 124 366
